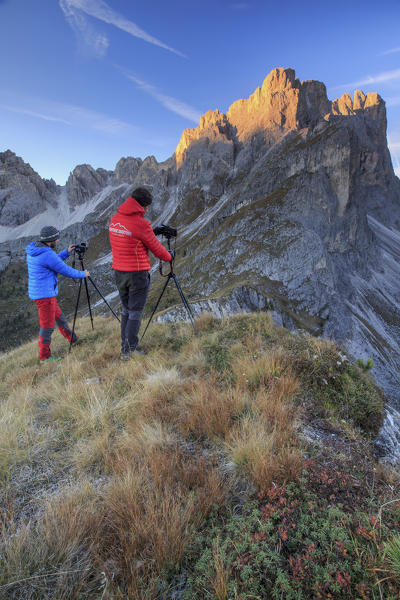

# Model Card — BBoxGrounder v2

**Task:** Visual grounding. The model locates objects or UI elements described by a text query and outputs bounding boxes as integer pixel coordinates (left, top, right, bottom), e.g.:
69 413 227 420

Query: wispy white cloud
0 105 72 124
60 0 109 58
121 70 201 123
1 96 134 135
380 46 400 56
333 68 400 90
61 102 133 134
60 0 186 58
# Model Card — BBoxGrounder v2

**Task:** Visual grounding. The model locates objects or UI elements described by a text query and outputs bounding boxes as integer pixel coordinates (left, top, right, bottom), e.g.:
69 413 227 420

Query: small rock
85 377 103 385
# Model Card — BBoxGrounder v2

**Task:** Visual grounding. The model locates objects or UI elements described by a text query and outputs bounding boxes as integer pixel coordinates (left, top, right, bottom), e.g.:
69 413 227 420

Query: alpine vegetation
1 312 400 599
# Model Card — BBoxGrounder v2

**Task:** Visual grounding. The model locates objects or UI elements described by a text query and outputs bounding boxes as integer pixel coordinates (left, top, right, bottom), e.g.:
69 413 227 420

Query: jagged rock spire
175 67 385 167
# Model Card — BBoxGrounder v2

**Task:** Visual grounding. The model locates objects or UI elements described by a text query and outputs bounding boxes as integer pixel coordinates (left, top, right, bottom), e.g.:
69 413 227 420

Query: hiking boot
134 347 147 355
70 335 85 345
40 356 62 365
120 351 132 361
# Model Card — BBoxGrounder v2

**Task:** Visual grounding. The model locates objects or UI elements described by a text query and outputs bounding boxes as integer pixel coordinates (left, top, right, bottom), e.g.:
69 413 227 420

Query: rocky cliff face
66 164 112 207
1 67 400 458
0 150 59 227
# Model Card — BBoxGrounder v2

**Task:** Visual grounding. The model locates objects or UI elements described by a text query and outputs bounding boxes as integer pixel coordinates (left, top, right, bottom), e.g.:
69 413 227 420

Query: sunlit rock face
175 67 385 164
2 67 400 459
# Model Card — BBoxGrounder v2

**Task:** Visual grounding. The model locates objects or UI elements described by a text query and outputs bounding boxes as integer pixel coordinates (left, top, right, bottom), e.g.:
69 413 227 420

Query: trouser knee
39 327 54 344
128 309 143 320
55 312 70 330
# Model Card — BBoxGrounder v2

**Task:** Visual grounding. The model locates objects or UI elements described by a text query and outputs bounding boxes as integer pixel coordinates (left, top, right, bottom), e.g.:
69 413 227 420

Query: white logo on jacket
109 221 132 236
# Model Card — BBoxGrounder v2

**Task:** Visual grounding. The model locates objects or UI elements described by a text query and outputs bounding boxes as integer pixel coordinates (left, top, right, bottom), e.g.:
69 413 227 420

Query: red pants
34 297 75 360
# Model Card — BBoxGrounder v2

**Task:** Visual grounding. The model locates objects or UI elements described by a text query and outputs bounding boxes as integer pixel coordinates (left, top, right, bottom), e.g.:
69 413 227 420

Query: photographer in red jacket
109 188 173 360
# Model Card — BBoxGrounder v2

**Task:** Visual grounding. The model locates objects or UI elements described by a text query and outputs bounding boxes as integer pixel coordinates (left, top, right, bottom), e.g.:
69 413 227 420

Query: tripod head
154 223 177 277
72 242 87 269
74 242 87 261
158 235 177 278
153 223 177 240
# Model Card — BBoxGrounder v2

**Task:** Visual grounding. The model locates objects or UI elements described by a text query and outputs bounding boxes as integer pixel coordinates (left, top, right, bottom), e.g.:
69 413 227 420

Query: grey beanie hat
39 226 60 242
131 187 152 207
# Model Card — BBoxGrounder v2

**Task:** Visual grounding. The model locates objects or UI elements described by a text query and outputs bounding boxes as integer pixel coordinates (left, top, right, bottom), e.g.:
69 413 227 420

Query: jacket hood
118 197 145 216
25 241 52 256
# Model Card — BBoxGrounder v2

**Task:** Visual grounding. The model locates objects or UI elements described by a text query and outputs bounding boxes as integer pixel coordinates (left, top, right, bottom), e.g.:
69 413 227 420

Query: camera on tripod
153 224 177 239
69 240 120 353
74 242 87 258
141 220 196 340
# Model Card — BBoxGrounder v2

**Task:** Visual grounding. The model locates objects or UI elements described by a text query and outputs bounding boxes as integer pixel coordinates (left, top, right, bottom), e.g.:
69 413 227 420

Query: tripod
141 237 197 341
69 250 120 352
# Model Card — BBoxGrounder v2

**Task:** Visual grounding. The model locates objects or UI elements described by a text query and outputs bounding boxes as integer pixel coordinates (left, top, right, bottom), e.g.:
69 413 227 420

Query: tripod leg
87 277 121 322
69 279 83 353
83 277 94 329
171 274 197 335
140 275 171 341
80 259 94 329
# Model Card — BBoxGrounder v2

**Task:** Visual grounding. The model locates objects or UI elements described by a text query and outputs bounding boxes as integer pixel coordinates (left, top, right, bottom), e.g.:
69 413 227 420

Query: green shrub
357 358 374 372
312 365 385 435
289 337 384 435
205 344 231 374
384 534 400 582
182 461 400 600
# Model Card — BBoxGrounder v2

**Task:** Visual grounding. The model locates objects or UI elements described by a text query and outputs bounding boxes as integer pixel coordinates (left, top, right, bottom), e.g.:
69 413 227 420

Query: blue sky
1 0 400 184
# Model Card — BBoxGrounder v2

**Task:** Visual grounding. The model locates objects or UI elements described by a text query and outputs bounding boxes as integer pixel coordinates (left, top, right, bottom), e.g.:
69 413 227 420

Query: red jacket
109 197 172 271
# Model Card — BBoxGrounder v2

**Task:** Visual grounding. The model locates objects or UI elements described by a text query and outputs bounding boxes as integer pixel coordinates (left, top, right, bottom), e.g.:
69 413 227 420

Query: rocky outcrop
114 157 143 182
174 67 385 176
0 150 58 226
66 164 112 207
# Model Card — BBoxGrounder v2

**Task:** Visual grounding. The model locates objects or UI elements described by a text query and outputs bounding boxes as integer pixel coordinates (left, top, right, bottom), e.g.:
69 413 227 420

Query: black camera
74 242 87 257
153 223 177 239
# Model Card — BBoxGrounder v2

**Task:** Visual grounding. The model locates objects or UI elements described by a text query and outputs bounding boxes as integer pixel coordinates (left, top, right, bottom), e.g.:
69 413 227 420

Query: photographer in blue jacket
26 226 90 363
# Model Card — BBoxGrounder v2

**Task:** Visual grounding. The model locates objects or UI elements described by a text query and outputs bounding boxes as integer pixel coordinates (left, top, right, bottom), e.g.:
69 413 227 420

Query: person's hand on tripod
169 250 175 263
68 244 76 254
84 269 91 278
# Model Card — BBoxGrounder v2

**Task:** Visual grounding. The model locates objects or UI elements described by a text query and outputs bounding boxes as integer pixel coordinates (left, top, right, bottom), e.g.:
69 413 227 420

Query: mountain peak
331 89 384 116
174 67 385 167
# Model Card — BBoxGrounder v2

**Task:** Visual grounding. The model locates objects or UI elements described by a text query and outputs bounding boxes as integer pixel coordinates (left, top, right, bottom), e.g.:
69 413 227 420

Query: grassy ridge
0 312 399 599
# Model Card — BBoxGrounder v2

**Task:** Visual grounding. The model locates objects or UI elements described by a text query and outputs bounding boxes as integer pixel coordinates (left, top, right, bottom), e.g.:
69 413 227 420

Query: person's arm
48 252 86 278
140 220 173 262
58 245 76 261
57 249 70 261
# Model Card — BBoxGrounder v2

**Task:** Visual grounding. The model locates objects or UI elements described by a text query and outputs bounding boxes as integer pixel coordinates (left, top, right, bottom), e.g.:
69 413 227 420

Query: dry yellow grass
1 481 102 598
0 311 310 598
177 335 207 375
176 377 248 439
195 312 215 331
226 414 303 491
210 539 230 600
253 377 300 425
93 443 230 594
231 348 289 391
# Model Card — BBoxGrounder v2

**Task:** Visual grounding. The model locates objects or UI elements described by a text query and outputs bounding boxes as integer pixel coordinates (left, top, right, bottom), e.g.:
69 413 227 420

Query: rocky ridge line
174 67 384 167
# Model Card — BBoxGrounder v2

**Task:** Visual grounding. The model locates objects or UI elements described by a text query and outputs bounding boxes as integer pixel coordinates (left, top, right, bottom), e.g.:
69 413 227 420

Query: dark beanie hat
131 187 152 207
39 226 60 242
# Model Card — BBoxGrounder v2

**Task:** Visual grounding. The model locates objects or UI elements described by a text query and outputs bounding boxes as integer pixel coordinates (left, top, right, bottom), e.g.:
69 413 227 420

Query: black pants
115 270 150 352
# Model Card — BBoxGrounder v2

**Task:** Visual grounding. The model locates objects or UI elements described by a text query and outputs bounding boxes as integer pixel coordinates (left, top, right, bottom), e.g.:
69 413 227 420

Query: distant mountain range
1 67 400 459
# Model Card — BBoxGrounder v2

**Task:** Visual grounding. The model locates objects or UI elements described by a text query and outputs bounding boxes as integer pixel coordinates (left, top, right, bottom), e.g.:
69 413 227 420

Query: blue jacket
26 242 86 300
